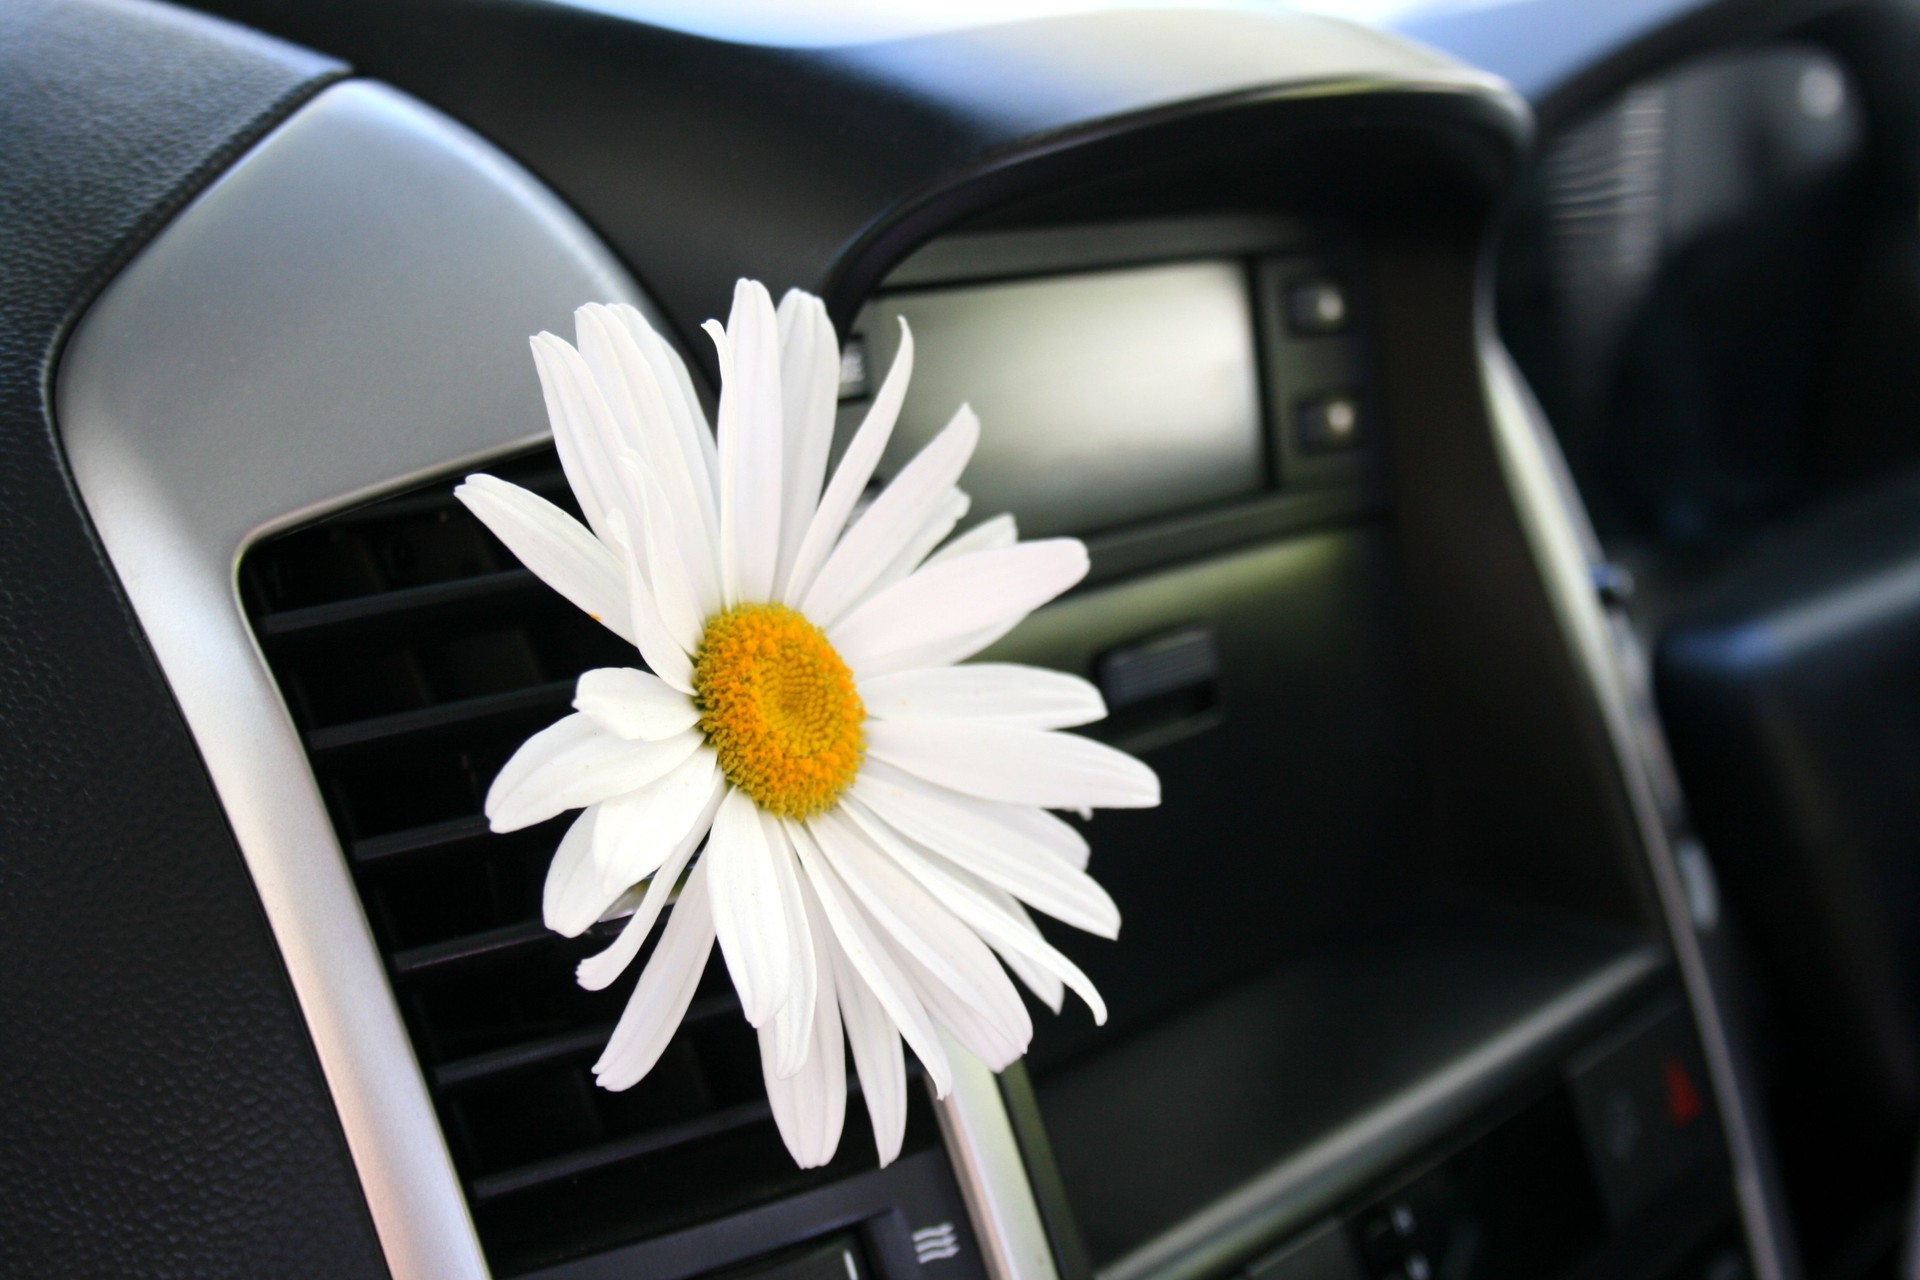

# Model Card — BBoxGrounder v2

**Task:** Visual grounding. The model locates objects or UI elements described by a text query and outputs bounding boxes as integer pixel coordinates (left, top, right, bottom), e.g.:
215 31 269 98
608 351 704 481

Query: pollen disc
693 602 865 818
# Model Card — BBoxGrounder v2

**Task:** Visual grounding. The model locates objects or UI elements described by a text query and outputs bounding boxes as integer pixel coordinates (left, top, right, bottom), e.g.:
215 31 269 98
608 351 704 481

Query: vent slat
390 911 670 980
307 679 574 756
257 568 547 644
390 918 554 978
434 1023 615 1090
469 1100 776 1202
318 468 568 527
351 814 493 866
433 995 739 1090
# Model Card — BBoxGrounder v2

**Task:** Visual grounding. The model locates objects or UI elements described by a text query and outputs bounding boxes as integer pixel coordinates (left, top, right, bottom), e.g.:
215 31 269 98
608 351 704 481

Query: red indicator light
1665 1059 1703 1127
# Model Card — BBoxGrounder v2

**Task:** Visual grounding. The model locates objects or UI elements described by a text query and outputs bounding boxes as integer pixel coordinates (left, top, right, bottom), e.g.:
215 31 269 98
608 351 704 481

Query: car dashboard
4 1 1914 1279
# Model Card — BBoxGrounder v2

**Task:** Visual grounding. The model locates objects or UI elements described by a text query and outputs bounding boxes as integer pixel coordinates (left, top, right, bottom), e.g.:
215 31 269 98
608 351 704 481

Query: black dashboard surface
0 2 386 1276
182 0 1526 352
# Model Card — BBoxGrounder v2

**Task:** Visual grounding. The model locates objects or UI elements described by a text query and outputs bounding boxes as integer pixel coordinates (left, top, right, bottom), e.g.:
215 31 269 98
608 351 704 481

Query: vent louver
242 450 934 1276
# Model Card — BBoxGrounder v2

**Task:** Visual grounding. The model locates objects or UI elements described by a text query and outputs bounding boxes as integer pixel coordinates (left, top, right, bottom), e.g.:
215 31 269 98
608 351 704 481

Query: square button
1287 278 1350 334
1297 394 1361 453
713 1234 867 1280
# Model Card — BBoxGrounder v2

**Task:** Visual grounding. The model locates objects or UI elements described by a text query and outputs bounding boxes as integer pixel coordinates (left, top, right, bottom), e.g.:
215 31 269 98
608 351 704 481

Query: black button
712 1234 867 1280
1568 1005 1724 1224
1298 394 1361 453
1287 278 1350 334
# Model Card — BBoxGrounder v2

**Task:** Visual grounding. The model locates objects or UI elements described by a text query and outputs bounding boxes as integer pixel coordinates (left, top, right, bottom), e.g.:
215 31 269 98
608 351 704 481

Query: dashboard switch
1297 394 1361 453
1287 277 1350 334
711 1234 868 1280
1568 1003 1725 1225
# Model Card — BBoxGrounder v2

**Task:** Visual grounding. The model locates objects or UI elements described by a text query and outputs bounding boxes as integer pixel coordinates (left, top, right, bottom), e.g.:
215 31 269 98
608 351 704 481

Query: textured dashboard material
0 1 386 1275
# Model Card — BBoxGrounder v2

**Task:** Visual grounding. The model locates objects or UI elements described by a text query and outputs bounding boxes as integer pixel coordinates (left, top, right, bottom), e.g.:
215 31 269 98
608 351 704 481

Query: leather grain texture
0 2 388 1275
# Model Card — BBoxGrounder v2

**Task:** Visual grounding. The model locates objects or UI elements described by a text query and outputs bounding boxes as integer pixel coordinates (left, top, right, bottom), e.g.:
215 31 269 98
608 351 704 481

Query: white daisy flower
456 279 1160 1170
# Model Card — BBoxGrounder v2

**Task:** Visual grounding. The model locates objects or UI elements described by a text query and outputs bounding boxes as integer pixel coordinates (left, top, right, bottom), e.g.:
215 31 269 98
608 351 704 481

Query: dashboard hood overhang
185 0 1529 345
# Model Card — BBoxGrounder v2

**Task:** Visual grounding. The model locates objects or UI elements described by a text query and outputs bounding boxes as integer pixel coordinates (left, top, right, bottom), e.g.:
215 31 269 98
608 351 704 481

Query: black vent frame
241 448 938 1276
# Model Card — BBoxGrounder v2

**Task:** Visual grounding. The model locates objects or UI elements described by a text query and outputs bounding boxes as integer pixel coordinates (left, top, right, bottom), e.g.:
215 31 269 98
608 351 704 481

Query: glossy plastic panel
851 262 1267 538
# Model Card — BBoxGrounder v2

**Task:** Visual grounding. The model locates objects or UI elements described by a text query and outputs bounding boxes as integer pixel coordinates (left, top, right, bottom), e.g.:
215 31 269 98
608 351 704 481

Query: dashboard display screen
844 261 1268 537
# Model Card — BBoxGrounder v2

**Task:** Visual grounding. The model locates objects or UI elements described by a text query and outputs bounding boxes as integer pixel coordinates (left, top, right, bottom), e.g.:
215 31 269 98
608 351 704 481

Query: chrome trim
55 80 645 1280
1476 329 1802 1279
935 1041 1063 1280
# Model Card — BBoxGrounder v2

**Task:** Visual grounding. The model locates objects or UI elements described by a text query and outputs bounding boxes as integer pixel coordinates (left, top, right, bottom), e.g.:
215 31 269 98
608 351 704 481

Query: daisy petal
937 863 1097 1021
847 777 1120 938
542 808 618 938
609 510 695 693
997 939 1067 1014
790 822 953 1097
597 883 645 923
831 939 908 1166
575 306 723 616
841 808 1104 1022
621 457 705 654
867 719 1159 810
783 318 914 605
764 815 818 1078
486 713 702 833
576 782 718 991
706 787 794 1027
592 748 723 893
530 333 635 546
574 667 700 740
862 758 1090 869
861 664 1106 730
760 873 846 1167
896 942 1029 1072
831 539 1089 678
989 801 1092 871
885 515 1024 669
811 809 1028 1038
455 475 631 644
712 280 783 604
774 290 841 592
925 513 1017 567
857 488 970 609
594 857 717 1091
802 405 981 626
859 617 1024 678
608 303 721 541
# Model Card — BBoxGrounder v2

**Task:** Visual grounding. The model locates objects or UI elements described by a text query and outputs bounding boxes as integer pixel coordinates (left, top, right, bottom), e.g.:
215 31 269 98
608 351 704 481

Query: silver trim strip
1476 328 1802 1279
936 1041 1063 1280
56 80 645 1280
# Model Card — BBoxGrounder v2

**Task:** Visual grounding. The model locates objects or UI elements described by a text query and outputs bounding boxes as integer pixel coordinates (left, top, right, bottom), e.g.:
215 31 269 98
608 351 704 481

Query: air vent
242 449 936 1276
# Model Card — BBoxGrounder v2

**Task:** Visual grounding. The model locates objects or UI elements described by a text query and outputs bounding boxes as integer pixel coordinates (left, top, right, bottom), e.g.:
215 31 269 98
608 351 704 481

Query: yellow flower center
692 602 865 818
